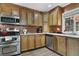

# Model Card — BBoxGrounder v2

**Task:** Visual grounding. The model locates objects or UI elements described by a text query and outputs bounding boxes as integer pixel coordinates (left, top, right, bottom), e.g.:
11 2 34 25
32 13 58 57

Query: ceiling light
48 4 52 8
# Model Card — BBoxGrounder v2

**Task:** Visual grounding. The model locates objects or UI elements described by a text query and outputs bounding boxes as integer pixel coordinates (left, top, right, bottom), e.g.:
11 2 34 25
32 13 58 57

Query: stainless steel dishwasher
46 34 53 50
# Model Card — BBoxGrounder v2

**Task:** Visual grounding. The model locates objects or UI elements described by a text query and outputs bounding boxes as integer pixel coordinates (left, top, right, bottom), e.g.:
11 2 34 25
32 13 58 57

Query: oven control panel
0 36 20 44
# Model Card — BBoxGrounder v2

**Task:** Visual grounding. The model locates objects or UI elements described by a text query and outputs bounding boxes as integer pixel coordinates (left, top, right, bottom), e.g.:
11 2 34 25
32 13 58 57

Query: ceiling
14 3 69 12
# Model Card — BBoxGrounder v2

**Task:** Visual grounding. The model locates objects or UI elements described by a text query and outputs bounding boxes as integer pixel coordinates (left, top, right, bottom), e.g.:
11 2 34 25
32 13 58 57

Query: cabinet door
38 13 43 26
53 36 57 51
27 11 33 25
49 13 53 25
0 4 1 13
57 8 62 25
1 4 12 16
34 12 39 26
20 9 28 25
52 9 58 25
67 38 79 56
21 35 28 52
35 35 41 48
41 35 45 47
57 36 66 55
11 5 20 17
28 35 35 49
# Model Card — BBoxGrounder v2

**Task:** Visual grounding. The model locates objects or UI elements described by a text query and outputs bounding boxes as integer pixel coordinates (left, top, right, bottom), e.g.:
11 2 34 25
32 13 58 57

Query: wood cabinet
34 12 43 26
0 3 43 26
40 35 45 46
0 4 12 16
11 5 20 17
53 36 58 51
67 38 79 56
0 4 1 13
49 7 62 26
38 13 43 26
35 35 41 48
0 4 20 16
20 8 28 25
27 10 33 25
49 13 53 26
28 35 35 49
56 36 67 55
34 11 39 26
35 35 45 48
20 35 28 52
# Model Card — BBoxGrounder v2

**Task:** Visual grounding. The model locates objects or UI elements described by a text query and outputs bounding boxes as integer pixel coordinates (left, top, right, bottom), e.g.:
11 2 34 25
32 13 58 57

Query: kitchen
0 3 79 56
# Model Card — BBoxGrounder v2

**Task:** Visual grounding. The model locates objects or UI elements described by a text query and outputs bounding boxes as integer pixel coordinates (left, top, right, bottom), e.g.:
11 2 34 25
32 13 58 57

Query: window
62 8 79 34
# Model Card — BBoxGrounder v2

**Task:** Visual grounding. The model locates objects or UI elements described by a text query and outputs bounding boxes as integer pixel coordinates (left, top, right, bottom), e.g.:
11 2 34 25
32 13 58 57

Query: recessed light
48 4 52 8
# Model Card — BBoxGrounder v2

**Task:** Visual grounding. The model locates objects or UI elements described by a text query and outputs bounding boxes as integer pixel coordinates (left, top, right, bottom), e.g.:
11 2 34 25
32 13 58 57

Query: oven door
0 42 20 56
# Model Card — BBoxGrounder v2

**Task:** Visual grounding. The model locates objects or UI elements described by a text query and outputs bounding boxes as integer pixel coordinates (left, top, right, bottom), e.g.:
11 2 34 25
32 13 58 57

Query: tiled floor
21 48 59 56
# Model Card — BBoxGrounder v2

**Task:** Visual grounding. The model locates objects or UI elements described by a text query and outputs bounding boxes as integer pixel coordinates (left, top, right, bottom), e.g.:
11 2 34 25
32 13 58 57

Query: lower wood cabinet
21 35 28 52
35 35 45 48
21 35 45 52
28 35 35 50
35 35 41 48
56 36 67 55
67 38 79 56
53 36 58 51
40 35 45 47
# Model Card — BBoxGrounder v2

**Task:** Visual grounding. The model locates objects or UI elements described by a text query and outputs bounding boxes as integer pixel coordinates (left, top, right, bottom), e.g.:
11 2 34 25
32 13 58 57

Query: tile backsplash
0 24 41 34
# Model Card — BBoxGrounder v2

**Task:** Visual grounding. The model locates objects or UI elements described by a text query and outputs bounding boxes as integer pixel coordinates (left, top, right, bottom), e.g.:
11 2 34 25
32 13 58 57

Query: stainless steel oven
0 31 20 56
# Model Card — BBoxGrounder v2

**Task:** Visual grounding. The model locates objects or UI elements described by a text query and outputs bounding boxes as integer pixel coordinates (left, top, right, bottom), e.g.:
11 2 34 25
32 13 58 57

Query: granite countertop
20 33 79 38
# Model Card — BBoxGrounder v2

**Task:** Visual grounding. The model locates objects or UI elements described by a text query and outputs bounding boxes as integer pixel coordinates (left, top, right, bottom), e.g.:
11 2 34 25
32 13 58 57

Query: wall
0 24 38 34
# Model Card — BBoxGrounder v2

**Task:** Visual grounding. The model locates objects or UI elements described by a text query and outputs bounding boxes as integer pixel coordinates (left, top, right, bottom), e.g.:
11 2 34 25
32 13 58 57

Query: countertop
20 33 79 38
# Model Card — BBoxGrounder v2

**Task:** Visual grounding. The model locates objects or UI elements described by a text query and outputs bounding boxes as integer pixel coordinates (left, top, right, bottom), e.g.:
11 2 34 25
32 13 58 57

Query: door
56 36 66 55
40 35 45 47
67 38 79 56
27 11 33 25
11 5 20 17
1 4 12 16
53 36 57 51
0 42 18 55
38 13 43 26
35 35 41 48
28 35 35 49
20 35 28 52
20 9 28 25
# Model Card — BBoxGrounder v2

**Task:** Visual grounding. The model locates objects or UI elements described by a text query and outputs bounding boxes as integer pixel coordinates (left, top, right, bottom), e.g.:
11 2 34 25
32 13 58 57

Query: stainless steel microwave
0 16 20 24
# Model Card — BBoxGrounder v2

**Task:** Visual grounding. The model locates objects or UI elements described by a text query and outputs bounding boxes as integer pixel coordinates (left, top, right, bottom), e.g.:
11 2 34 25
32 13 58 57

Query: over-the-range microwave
0 16 20 24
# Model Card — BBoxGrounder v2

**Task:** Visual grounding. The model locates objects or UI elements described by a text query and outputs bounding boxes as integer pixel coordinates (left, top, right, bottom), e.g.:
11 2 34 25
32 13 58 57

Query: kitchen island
20 33 79 56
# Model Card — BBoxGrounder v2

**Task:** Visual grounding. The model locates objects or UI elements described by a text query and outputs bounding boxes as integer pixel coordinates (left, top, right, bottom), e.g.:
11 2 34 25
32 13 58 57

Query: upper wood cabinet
38 13 43 26
20 8 28 25
27 10 33 25
49 7 62 26
0 4 20 16
0 4 1 13
33 11 43 26
0 4 12 16
11 5 20 17
56 36 67 55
